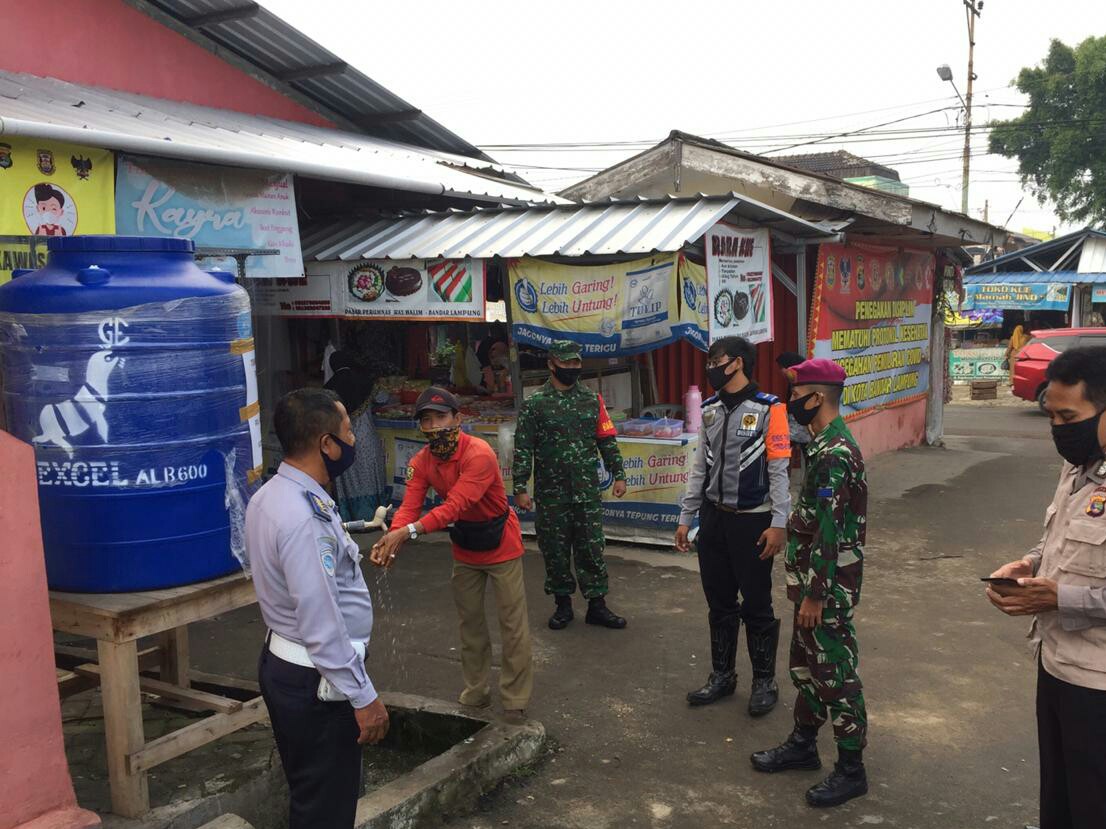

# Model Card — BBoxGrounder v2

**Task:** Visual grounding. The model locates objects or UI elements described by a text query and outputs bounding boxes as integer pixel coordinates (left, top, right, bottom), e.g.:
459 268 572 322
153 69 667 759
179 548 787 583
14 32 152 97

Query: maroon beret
785 358 847 387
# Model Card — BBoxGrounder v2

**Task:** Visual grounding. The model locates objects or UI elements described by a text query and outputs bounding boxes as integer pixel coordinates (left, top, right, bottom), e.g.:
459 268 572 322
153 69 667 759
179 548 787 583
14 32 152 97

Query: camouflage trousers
534 500 609 599
788 604 868 751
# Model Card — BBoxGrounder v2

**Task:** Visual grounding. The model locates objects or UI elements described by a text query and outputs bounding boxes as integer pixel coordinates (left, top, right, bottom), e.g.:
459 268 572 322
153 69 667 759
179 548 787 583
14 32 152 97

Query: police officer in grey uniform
246 388 389 829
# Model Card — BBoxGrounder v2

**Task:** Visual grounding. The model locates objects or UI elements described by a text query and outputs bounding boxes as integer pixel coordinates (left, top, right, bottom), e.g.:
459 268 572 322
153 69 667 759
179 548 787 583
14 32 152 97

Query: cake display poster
333 257 486 320
703 223 773 346
0 137 115 284
810 241 933 418
508 254 679 357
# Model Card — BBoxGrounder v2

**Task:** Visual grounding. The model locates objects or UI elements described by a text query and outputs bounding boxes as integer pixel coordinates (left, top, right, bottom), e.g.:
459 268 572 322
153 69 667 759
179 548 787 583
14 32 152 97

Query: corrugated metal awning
0 71 563 206
964 271 1106 285
301 194 833 261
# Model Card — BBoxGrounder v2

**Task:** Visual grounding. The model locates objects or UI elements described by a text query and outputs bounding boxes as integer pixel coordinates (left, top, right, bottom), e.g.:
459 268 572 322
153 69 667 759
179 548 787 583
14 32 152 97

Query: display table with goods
371 376 698 546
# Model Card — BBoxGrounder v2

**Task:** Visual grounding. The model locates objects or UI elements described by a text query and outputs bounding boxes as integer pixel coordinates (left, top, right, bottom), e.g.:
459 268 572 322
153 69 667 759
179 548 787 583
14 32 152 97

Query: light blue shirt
245 462 377 708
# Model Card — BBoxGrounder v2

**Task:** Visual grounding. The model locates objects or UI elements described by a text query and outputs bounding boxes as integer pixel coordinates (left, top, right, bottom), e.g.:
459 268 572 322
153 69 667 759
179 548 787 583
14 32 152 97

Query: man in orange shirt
370 387 533 719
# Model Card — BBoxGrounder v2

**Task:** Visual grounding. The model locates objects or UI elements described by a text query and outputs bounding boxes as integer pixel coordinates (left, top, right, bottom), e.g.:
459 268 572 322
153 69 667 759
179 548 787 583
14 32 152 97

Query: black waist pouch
449 510 510 551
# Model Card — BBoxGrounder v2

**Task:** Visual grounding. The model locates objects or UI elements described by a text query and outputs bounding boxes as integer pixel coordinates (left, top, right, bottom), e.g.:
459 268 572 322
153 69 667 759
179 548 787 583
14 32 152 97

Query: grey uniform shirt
679 389 791 528
246 462 377 708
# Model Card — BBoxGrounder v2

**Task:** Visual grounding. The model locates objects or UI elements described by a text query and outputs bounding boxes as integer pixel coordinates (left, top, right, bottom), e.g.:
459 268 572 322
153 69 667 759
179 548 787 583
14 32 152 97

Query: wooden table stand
50 572 268 818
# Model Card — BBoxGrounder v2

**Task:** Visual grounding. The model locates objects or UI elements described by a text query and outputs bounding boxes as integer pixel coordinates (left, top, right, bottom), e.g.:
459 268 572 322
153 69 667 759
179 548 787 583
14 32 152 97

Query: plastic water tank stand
0 432 100 829
50 573 264 818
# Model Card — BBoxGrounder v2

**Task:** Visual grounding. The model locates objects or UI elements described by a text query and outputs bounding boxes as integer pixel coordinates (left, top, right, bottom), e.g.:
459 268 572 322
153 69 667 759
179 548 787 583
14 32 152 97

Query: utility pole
961 0 982 216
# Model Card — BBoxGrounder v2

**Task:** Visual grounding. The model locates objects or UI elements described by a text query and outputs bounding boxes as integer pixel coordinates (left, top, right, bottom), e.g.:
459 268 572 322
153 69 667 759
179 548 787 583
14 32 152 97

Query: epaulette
305 490 332 522
754 391 780 404
701 394 719 408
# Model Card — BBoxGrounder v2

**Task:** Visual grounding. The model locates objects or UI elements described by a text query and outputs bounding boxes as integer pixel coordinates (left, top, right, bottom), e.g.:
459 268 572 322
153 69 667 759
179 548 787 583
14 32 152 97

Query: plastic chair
640 404 685 420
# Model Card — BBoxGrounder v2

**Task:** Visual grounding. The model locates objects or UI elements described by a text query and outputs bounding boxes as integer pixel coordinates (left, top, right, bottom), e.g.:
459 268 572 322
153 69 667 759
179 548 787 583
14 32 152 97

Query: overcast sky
261 0 1106 235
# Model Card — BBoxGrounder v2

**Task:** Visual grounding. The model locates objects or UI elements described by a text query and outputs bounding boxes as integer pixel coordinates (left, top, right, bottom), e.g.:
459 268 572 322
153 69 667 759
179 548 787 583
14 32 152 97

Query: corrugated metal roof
0 72 563 205
963 271 1106 285
137 0 490 160
300 194 832 261
966 228 1106 274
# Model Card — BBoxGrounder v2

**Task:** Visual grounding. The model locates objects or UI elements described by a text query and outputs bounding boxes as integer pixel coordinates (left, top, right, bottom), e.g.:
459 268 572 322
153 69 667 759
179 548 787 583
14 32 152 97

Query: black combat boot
805 747 868 808
686 620 738 706
746 619 780 717
750 726 822 773
548 595 574 630
585 596 627 629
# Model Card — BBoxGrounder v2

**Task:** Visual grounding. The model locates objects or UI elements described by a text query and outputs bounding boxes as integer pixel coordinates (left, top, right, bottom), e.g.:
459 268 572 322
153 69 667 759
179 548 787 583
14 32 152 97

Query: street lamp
938 0 982 217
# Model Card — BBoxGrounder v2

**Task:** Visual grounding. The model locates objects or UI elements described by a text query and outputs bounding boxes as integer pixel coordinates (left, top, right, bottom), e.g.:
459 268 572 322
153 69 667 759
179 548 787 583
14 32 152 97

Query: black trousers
1037 661 1106 829
258 646 362 829
696 501 776 634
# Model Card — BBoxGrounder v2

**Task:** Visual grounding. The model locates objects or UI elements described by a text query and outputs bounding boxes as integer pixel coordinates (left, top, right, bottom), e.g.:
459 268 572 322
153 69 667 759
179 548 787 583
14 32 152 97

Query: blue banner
115 155 303 279
961 282 1072 312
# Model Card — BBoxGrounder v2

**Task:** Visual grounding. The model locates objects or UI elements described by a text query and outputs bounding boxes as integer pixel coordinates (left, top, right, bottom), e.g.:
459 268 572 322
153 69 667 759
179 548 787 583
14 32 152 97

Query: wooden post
160 625 191 687
98 638 149 817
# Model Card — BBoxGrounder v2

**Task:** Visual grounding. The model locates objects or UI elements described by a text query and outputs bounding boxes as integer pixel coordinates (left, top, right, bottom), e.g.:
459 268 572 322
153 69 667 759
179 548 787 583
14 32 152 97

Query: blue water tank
0 236 259 592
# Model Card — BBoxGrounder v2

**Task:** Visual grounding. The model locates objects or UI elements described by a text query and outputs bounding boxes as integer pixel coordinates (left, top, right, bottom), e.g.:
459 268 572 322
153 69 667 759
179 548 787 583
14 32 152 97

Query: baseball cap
415 386 460 414
548 339 582 361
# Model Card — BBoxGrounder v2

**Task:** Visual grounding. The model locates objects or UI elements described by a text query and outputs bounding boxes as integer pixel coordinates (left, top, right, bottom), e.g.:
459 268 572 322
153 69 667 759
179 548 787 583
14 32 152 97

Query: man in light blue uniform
246 388 389 829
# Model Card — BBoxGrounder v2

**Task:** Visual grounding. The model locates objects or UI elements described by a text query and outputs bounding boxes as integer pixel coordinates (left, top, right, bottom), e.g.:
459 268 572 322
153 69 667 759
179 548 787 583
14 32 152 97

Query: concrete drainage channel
97 692 545 829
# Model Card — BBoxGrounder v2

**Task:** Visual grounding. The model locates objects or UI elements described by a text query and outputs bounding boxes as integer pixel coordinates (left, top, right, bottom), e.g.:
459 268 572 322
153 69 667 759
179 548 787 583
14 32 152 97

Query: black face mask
707 358 737 392
321 433 357 481
1051 410 1105 468
787 392 821 427
553 366 582 387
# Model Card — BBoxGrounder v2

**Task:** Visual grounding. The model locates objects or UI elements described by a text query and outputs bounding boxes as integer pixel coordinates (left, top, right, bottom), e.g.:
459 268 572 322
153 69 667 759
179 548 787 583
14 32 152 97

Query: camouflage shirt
785 416 867 609
512 380 625 505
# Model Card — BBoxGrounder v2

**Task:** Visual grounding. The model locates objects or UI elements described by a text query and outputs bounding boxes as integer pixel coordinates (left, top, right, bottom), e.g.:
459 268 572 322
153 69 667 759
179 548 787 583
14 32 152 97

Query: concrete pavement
183 400 1057 828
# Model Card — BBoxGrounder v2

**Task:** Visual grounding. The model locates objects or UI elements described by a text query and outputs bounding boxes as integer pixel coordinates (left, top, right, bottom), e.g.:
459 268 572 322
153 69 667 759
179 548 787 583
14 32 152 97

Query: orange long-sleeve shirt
392 431 524 565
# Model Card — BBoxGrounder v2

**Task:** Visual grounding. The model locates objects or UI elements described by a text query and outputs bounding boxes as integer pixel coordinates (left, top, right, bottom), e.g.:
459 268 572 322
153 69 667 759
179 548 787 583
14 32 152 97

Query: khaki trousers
451 557 533 710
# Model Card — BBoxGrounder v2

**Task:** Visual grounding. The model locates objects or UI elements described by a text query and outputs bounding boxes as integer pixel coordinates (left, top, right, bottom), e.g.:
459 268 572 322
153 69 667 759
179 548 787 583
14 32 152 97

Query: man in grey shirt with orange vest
246 388 389 829
989 346 1106 829
676 336 792 717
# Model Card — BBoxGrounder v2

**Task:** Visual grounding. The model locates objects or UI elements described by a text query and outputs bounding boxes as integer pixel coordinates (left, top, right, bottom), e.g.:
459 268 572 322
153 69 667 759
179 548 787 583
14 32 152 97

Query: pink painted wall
847 397 928 458
0 433 99 829
1 0 333 128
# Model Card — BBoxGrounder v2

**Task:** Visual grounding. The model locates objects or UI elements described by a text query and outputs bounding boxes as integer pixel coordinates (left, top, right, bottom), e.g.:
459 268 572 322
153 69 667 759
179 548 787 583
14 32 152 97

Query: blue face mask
321 433 356 481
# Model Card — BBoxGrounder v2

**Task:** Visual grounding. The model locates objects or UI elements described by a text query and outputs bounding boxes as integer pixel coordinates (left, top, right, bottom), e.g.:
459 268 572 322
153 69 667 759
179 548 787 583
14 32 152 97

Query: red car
1012 327 1106 409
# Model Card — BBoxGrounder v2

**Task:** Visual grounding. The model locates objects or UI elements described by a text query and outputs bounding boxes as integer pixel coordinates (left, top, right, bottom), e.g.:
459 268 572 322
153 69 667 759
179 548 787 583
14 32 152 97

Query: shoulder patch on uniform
306 491 332 522
817 487 834 498
754 391 779 404
405 464 415 482
702 394 719 408
318 537 338 575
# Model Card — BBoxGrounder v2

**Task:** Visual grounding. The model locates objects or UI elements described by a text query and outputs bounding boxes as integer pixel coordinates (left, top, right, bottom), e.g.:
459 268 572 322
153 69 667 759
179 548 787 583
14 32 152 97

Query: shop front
291 195 830 544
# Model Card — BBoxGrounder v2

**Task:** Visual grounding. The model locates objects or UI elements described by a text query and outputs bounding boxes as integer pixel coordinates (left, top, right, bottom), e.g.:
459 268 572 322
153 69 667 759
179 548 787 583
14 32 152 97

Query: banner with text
508 255 679 356
675 256 710 350
115 155 302 279
960 282 1071 312
335 258 485 320
0 137 115 284
249 268 337 317
704 224 773 345
944 291 1003 329
811 242 933 417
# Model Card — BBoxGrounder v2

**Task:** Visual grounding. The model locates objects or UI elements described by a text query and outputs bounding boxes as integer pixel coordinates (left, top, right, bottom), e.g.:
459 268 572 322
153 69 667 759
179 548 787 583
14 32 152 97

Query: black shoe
750 727 822 773
687 671 737 706
585 597 626 629
548 595 574 630
747 619 781 717
805 748 868 808
687 620 738 706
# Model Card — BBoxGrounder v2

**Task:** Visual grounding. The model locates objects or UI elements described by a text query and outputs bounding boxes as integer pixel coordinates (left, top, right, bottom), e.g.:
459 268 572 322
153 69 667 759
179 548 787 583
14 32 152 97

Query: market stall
293 196 831 544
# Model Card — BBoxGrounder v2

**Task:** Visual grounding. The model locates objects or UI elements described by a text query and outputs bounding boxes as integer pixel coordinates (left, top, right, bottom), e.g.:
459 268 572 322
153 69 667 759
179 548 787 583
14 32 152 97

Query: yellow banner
508 254 679 357
0 137 115 284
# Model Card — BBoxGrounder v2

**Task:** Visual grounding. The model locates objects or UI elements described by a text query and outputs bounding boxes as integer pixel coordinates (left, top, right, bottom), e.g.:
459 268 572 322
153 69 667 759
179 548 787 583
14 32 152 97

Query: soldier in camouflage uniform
512 340 629 630
751 358 869 809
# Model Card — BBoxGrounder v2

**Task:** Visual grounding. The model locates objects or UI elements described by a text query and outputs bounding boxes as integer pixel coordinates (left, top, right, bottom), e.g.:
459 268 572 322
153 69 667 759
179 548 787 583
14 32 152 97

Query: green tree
989 36 1106 225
